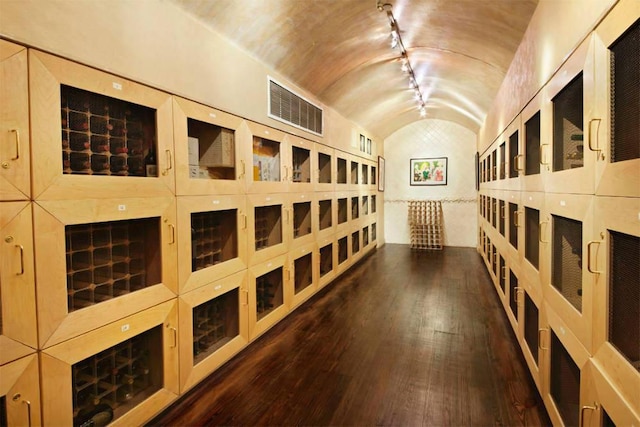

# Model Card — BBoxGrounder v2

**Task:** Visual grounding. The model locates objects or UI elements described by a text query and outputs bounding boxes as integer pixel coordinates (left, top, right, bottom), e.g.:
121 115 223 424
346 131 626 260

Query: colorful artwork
410 157 448 186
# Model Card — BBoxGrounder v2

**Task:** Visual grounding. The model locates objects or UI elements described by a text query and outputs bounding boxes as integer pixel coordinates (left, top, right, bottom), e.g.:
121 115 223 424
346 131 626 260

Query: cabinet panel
544 36 598 195
244 122 288 194
317 193 336 240
172 97 245 196
315 143 335 192
0 354 41 426
520 192 545 294
542 193 595 354
593 5 640 197
247 193 289 266
177 195 248 294
29 50 175 200
336 231 352 275
33 197 177 348
0 202 37 363
178 270 249 393
335 153 348 187
287 134 314 193
41 300 179 427
248 254 291 340
288 243 318 309
318 236 336 288
521 92 549 192
0 41 30 201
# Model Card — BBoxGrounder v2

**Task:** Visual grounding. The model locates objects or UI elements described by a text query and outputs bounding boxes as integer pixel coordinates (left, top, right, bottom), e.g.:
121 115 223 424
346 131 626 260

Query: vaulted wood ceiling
170 0 537 138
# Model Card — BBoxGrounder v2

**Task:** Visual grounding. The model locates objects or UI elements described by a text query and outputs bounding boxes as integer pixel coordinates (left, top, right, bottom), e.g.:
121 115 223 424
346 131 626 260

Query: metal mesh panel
524 292 539 365
551 215 583 312
525 112 541 175
552 73 584 171
509 270 518 320
525 207 539 269
509 202 518 249
550 330 581 427
509 130 519 178
609 230 640 371
610 19 640 162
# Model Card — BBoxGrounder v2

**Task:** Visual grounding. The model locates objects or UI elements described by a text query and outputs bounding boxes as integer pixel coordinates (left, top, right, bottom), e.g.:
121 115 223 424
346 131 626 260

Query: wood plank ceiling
169 0 538 138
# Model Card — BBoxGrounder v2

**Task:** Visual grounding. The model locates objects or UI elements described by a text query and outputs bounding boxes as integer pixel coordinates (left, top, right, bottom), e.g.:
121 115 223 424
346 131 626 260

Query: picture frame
410 157 448 186
378 156 385 192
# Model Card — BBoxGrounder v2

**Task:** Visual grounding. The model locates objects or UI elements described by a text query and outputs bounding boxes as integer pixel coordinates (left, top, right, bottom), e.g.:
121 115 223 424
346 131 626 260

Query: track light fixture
377 2 426 118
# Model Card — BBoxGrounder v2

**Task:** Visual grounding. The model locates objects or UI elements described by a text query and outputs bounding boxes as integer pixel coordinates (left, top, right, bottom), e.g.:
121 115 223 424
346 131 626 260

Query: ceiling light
377 2 427 118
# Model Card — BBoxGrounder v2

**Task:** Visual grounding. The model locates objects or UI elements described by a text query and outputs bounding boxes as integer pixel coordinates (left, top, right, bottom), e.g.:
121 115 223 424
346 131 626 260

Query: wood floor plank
148 245 550 426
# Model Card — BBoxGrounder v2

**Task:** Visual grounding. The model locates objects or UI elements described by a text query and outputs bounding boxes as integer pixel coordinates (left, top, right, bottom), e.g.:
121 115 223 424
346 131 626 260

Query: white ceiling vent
268 77 323 136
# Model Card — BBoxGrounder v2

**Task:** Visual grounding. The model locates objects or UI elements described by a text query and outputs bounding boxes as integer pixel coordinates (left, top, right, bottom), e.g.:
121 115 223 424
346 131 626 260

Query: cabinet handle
588 118 603 160
540 144 549 166
500 203 506 219
513 287 523 304
538 328 548 350
587 240 602 274
514 154 524 172
501 266 506 280
10 129 20 160
166 325 177 348
241 289 249 306
16 244 24 275
580 402 599 427
12 394 31 427
162 149 172 175
167 223 175 244
241 214 248 230
539 220 549 243
514 210 522 227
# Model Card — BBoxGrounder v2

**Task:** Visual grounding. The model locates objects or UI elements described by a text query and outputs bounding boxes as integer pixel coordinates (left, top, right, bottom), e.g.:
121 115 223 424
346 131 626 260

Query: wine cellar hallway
149 245 550 426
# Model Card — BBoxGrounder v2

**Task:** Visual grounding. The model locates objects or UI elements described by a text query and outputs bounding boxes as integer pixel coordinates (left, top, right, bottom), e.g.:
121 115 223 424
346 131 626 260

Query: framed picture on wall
410 157 448 186
378 156 385 192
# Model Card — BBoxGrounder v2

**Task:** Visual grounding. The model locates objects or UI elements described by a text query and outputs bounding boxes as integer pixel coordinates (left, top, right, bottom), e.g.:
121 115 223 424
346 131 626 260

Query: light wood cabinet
336 153 348 187
177 195 248 294
40 300 179 427
317 193 336 240
593 2 640 198
318 236 337 289
315 144 335 192
248 254 291 340
0 41 30 201
178 270 249 393
336 231 352 275
0 354 41 426
521 91 549 193
288 243 318 309
247 193 289 266
290 192 316 249
0 202 37 365
29 50 175 200
244 121 288 194
287 134 314 193
172 96 246 196
33 197 177 348
520 191 545 294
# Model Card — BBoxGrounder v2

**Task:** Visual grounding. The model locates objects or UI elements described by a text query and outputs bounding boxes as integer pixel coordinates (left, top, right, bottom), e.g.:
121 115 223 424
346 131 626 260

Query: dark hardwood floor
149 245 550 426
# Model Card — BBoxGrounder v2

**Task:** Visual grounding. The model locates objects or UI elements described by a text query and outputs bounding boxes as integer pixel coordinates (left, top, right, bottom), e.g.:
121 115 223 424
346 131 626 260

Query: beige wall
477 0 616 153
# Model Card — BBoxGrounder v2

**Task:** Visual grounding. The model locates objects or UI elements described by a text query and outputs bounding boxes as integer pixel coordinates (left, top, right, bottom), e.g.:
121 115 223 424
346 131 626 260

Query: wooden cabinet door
243 121 289 194
0 202 37 364
0 354 41 426
287 134 314 193
172 96 246 196
288 242 318 309
521 91 549 193
29 50 175 200
33 197 177 348
0 41 30 201
247 193 290 266
315 143 335 192
593 1 640 197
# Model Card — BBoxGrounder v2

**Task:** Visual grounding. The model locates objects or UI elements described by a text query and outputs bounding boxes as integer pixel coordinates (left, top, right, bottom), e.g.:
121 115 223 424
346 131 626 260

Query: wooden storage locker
336 232 351 275
176 195 248 294
336 193 350 233
318 236 336 288
520 192 545 295
506 119 523 189
29 50 174 200
521 91 548 193
520 288 544 393
544 36 598 195
172 97 245 196
288 243 318 309
361 163 369 186
351 229 361 261
336 154 348 186
0 202 37 365
506 192 522 264
244 122 287 194
349 157 359 190
33 197 177 348
290 193 316 249
370 162 377 190
593 5 640 198
247 193 289 266
315 144 335 192
247 254 291 340
541 193 595 353
288 134 313 193
317 193 335 240
178 270 249 393
0 41 30 201
0 354 41 427
40 300 179 427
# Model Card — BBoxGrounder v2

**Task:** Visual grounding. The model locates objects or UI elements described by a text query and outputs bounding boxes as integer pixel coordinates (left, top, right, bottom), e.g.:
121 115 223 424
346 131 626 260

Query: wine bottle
144 144 157 177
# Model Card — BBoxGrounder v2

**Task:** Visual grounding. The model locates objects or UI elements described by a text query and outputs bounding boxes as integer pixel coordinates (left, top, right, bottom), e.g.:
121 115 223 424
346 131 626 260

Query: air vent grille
269 78 323 136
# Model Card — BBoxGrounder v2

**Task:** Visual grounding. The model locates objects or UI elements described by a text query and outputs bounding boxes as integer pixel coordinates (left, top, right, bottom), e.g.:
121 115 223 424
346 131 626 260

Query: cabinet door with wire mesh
542 193 595 354
244 122 289 194
33 197 177 349
520 192 545 294
288 243 318 309
288 134 314 193
247 193 289 266
591 196 640 417
594 10 640 197
544 36 598 195
315 143 335 192
248 254 291 340
521 92 548 193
